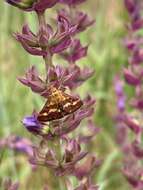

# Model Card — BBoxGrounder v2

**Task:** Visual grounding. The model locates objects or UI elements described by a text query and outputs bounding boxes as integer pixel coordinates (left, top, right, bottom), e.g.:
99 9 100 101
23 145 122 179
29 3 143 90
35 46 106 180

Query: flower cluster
0 135 33 157
114 1 143 189
5 0 99 189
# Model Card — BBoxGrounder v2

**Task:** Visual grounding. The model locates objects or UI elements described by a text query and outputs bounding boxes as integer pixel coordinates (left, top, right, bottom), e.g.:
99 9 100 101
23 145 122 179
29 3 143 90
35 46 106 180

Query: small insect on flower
37 86 83 122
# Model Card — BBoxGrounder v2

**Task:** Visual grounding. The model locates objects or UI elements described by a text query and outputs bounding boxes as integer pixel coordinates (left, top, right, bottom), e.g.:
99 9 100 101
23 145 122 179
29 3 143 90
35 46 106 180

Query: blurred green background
0 0 131 189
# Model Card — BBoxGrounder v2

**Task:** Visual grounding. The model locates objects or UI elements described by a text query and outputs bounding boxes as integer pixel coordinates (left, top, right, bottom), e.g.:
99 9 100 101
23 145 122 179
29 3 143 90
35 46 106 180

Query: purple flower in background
124 68 141 86
123 160 143 189
114 75 128 146
59 0 86 6
131 140 143 158
130 48 143 65
131 98 143 110
114 76 126 112
0 135 33 157
124 37 143 65
6 0 59 12
124 0 136 14
3 178 19 190
115 1 143 189
123 114 141 134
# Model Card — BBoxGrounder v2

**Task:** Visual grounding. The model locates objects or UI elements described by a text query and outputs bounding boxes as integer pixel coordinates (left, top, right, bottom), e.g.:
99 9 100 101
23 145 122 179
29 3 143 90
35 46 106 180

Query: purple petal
50 37 71 54
124 68 140 86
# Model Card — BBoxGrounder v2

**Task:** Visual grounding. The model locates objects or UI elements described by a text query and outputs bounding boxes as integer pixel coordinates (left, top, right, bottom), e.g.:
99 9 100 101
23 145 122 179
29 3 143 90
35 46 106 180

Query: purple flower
0 135 33 157
124 37 143 64
8 136 33 156
114 76 126 112
30 138 88 176
14 24 47 56
123 162 143 189
45 64 94 91
60 39 88 63
131 140 143 158
117 2 143 189
132 19 143 31
59 9 94 33
6 0 59 12
123 114 141 134
74 155 100 180
124 38 137 50
15 15 77 56
18 65 46 94
22 114 45 135
49 15 77 54
124 0 136 14
56 139 88 176
131 98 143 110
124 68 141 86
75 11 95 33
125 0 143 31
130 48 143 65
78 120 100 144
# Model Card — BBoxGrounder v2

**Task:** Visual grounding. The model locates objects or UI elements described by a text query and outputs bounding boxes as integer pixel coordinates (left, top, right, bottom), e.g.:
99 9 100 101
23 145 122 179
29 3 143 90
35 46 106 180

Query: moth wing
37 99 64 122
60 92 83 114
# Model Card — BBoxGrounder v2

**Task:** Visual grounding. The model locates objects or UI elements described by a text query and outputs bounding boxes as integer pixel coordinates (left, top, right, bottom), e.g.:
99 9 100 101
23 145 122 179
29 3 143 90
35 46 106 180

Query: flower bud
6 0 37 11
6 0 59 12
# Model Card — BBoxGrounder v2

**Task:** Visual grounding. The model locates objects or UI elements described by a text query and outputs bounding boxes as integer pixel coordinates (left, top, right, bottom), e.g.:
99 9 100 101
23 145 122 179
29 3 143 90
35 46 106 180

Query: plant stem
37 11 53 82
54 137 69 190
37 12 67 189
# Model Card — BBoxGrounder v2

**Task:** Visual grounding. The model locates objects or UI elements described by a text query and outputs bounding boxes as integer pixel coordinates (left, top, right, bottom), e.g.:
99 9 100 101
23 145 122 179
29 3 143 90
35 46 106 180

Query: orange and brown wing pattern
37 87 83 122
37 103 64 122
60 91 83 114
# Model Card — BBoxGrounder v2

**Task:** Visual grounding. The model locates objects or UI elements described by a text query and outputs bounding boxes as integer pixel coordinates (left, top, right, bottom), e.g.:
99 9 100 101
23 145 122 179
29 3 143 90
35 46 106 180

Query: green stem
48 138 67 190
37 11 53 82
53 138 67 190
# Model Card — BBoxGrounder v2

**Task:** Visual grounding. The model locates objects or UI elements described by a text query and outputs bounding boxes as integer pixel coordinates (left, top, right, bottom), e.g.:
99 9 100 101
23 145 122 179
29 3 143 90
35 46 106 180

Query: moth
37 87 83 122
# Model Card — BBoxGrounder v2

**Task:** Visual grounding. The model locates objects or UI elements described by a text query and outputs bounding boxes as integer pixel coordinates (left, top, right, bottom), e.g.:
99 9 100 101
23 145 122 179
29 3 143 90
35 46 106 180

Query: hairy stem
37 11 53 82
54 139 67 190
